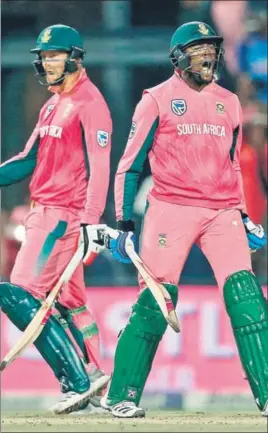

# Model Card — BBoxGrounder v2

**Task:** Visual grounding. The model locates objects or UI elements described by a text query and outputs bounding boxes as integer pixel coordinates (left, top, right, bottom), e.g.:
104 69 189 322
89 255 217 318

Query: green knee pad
224 270 268 411
107 283 178 405
0 283 89 394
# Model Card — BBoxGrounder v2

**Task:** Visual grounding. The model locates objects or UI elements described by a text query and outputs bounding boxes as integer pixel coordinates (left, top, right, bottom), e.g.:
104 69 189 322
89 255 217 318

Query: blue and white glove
242 213 267 252
79 224 107 265
104 220 138 264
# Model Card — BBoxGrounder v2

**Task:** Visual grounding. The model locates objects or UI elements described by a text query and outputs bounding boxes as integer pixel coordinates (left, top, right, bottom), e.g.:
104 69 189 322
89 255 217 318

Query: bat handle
0 361 7 372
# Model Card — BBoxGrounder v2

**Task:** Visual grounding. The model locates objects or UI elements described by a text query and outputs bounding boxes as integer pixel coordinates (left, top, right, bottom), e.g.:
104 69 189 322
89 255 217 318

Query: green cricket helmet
169 21 224 81
30 24 85 86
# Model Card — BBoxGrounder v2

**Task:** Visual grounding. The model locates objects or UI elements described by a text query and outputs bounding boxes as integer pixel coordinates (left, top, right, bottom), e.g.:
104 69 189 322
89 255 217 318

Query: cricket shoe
100 392 145 418
108 401 145 418
99 380 111 411
260 400 268 417
69 403 108 416
49 374 110 415
87 365 110 408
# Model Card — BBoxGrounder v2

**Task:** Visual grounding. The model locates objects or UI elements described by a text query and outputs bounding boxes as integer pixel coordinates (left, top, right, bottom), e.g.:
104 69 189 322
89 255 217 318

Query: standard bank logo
171 99 187 116
97 130 109 147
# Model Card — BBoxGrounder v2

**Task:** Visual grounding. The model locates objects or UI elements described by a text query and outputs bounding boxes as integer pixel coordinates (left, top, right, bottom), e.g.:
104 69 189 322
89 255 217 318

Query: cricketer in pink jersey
100 22 267 419
0 24 111 414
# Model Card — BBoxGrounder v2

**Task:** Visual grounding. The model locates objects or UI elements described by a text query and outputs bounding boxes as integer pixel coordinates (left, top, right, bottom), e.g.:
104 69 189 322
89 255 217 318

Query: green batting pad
107 284 178 405
0 282 89 393
224 270 268 411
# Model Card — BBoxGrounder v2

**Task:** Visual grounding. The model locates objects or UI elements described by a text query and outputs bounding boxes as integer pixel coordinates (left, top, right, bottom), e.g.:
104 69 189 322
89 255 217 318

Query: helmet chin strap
38 70 69 87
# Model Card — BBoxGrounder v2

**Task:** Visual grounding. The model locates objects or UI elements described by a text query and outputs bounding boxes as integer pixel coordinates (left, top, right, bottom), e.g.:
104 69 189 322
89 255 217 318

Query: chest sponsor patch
171 99 187 116
128 121 137 139
97 130 109 147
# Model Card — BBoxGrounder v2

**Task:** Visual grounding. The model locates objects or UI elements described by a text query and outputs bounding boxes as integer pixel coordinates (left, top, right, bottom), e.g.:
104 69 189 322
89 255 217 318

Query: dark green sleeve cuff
117 220 135 232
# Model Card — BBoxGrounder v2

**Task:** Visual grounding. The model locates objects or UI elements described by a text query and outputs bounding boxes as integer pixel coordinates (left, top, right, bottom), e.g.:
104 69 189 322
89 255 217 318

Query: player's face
41 51 68 84
185 43 217 82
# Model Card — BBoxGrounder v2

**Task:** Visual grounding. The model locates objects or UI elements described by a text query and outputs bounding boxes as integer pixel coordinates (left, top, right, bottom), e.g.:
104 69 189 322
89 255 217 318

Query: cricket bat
104 227 180 333
0 244 84 372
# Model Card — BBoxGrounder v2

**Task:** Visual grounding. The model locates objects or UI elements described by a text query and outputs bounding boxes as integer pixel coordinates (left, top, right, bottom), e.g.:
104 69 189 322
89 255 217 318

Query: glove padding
105 230 138 264
242 214 267 252
79 224 106 265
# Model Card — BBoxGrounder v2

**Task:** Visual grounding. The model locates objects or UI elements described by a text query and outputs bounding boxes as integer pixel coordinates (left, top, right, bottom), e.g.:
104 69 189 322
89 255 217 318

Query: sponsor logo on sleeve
129 121 137 139
171 99 187 116
97 130 109 147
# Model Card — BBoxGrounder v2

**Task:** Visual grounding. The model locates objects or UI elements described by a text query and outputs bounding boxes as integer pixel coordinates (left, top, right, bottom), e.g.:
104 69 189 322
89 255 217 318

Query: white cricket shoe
69 403 108 416
99 382 111 411
50 374 110 415
100 393 145 418
110 401 145 418
261 400 268 417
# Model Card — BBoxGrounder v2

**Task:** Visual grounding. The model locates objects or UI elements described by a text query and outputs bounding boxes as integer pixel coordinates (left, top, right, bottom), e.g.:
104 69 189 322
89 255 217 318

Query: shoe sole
112 409 145 418
88 395 101 408
69 404 108 416
261 400 268 417
51 375 110 415
100 401 111 411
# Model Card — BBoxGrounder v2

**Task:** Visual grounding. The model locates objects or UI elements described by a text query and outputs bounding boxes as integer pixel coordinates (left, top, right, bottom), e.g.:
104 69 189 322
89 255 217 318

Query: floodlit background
1 0 267 413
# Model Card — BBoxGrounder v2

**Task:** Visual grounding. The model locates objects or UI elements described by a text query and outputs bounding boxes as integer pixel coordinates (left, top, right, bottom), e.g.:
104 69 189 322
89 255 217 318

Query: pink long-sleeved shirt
0 70 112 224
115 73 245 221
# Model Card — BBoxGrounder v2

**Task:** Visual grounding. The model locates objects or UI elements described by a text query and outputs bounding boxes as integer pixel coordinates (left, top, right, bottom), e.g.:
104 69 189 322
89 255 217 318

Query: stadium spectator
237 6 267 107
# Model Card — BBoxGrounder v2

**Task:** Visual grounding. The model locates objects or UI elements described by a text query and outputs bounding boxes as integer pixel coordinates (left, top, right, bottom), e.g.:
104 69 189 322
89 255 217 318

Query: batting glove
242 213 267 252
79 224 106 265
104 220 138 264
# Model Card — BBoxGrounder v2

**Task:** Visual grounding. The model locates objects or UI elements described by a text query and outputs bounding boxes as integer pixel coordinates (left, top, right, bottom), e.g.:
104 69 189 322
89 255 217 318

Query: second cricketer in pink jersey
0 24 111 414
101 22 267 418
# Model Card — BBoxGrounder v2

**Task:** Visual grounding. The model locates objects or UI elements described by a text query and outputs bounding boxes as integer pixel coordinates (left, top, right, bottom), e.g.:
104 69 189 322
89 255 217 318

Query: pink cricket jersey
115 73 245 221
0 70 112 224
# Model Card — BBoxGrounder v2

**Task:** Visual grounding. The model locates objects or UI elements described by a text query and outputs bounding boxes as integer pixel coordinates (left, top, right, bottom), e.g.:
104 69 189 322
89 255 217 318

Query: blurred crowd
1 0 267 285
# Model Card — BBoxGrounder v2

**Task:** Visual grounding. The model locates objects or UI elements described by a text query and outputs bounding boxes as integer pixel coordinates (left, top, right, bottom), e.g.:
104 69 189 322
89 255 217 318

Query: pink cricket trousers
139 194 252 291
10 203 101 368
